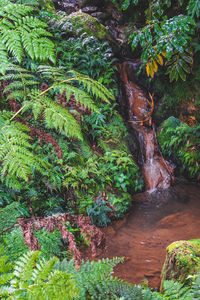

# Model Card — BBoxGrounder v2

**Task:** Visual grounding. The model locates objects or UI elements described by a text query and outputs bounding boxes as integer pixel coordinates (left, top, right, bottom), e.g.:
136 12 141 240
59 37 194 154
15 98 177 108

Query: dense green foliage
0 0 200 298
0 249 200 299
158 117 200 179
56 34 117 87
0 0 55 73
116 0 200 82
0 0 143 224
152 61 200 122
0 6 144 288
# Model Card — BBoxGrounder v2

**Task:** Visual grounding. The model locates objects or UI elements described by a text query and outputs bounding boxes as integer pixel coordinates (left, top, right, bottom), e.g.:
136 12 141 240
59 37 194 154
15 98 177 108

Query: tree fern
0 1 55 73
37 65 114 104
0 251 79 299
0 111 52 189
2 64 39 100
24 90 83 140
0 63 114 187
2 64 114 141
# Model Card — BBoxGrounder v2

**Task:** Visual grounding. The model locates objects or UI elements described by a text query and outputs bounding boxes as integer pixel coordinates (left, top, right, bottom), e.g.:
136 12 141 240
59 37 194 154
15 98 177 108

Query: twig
0 224 19 235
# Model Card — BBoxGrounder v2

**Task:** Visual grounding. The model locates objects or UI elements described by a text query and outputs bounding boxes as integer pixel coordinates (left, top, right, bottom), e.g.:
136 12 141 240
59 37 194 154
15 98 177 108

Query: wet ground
94 181 200 289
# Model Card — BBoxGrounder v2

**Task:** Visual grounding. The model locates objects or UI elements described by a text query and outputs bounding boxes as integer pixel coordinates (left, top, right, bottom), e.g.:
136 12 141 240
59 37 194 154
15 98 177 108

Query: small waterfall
119 61 174 191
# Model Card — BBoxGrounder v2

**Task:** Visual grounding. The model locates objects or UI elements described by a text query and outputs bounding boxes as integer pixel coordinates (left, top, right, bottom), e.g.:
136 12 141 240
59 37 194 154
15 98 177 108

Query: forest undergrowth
0 0 200 299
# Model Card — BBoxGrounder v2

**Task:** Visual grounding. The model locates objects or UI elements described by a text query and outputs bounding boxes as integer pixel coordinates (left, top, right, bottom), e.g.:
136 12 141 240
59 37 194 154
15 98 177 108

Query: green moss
161 239 200 289
167 240 188 253
65 11 111 41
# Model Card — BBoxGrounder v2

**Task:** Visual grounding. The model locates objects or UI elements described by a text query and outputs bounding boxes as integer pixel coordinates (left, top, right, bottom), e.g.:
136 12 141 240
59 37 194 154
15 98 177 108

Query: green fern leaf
0 2 56 68
0 111 53 188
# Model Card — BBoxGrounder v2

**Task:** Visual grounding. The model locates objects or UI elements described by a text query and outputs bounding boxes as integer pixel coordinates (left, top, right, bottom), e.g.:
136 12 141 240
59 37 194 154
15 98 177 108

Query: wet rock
161 240 200 289
64 11 110 39
111 8 121 21
63 11 120 54
91 12 108 20
119 61 175 191
105 20 122 42
55 0 79 14
142 156 174 190
81 6 98 13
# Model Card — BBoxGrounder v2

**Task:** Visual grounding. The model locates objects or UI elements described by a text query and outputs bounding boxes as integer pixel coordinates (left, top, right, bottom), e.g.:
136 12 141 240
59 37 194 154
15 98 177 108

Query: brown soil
85 182 200 289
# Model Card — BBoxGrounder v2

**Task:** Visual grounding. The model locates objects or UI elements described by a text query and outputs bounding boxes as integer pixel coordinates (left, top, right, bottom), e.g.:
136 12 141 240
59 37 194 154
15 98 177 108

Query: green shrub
88 200 113 227
56 35 117 89
158 117 200 179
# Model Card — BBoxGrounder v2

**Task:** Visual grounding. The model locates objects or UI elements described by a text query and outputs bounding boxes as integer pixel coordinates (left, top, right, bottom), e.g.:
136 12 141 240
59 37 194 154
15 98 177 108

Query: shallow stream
96 181 200 288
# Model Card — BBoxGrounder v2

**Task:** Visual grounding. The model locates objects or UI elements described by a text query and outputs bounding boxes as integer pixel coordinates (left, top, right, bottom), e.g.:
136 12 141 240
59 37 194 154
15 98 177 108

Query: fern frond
13 250 40 281
57 83 99 112
0 2 55 69
0 286 16 297
0 111 52 188
69 70 114 102
0 40 9 74
37 65 66 81
0 273 13 285
190 271 200 298
57 257 159 299
37 65 114 102
32 256 59 283
0 246 14 297
162 280 191 299
0 251 79 299
2 64 114 143
24 90 83 140
1 64 39 101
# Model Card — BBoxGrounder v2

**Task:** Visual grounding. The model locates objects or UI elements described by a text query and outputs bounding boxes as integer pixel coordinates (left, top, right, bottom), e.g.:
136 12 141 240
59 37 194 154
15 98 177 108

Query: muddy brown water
86 182 200 289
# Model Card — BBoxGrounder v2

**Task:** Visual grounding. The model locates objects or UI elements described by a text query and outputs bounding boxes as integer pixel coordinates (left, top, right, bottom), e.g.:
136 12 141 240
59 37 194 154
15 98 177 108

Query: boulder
161 240 200 289
64 11 115 43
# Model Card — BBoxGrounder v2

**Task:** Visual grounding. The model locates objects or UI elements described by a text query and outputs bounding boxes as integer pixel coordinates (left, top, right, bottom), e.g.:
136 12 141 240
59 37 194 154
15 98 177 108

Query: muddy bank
90 182 200 289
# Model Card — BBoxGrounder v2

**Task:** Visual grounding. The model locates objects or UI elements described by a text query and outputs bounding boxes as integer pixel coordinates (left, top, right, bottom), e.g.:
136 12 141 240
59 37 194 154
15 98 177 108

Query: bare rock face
55 0 79 14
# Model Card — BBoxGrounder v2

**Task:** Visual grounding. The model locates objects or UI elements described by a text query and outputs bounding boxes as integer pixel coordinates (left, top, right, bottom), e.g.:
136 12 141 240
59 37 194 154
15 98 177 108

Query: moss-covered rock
65 11 111 40
161 240 200 289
